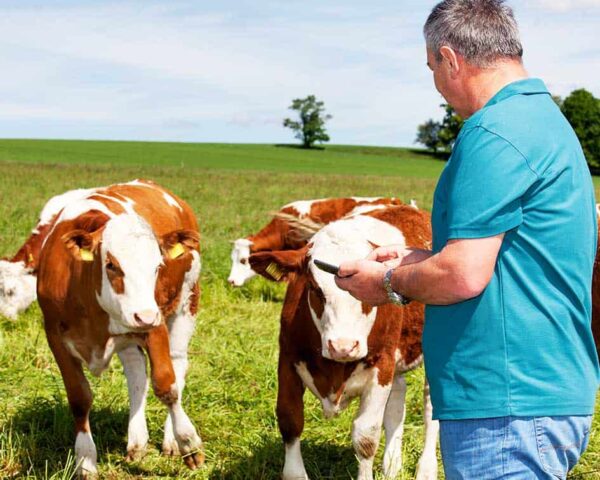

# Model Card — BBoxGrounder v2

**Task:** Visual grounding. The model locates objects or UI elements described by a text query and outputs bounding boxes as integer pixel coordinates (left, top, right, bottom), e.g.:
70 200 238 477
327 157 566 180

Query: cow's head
228 238 256 287
62 211 199 334
0 260 36 319
251 216 405 362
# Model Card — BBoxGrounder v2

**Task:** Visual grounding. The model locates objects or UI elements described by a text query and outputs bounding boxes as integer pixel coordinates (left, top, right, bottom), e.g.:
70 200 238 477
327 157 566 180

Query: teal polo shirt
424 78 600 420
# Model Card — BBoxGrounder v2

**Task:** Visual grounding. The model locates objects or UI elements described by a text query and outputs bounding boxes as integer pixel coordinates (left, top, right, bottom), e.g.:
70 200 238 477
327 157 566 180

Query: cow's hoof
125 444 147 462
77 468 98 480
183 450 205 470
415 460 438 480
282 473 309 480
178 433 204 470
162 439 180 456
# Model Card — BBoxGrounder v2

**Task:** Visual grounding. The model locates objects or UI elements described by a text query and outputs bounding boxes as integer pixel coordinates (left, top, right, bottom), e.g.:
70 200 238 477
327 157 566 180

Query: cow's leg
278 359 307 480
146 324 204 470
415 379 439 480
162 306 196 456
47 334 97 478
382 374 407 479
118 345 149 460
352 375 392 480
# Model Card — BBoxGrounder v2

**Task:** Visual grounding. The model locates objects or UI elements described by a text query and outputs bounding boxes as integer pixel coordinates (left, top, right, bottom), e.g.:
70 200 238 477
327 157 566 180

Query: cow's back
10 188 97 271
97 180 198 235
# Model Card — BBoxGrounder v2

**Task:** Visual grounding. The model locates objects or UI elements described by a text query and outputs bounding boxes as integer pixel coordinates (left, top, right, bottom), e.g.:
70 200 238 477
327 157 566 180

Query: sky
0 0 599 147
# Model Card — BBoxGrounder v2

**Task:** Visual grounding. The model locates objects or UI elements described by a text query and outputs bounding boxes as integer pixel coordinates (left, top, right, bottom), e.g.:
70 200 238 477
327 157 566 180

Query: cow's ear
249 246 308 282
62 210 108 262
160 229 200 260
62 230 98 262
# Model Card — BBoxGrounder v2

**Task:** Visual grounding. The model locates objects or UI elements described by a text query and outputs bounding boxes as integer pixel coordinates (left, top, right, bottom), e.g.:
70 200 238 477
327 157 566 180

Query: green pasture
0 140 598 479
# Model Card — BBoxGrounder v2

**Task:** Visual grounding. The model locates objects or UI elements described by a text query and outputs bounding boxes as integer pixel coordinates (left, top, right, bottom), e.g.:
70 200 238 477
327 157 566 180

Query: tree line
416 89 600 169
282 89 600 171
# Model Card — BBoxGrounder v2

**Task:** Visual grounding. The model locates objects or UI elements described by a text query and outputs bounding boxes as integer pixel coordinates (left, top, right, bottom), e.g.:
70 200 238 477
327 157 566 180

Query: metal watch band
383 268 410 306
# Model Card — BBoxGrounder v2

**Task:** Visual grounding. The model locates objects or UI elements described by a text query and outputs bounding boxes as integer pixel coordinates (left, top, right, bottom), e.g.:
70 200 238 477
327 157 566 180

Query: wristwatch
383 268 411 306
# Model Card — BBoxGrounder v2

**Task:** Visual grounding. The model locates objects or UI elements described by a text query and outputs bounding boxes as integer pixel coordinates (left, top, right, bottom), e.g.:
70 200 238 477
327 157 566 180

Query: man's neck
461 61 529 118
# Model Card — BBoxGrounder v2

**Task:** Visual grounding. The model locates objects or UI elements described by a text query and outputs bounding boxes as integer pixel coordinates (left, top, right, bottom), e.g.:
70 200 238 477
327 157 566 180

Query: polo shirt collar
464 78 549 125
484 77 549 107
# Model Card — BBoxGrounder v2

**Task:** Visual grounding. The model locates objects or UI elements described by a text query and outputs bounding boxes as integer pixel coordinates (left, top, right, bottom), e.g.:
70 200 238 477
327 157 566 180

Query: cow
0 188 95 319
228 197 414 287
249 205 438 480
37 180 203 478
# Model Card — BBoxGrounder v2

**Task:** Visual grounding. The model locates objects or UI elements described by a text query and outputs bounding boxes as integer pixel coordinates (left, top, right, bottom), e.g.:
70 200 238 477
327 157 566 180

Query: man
335 0 599 478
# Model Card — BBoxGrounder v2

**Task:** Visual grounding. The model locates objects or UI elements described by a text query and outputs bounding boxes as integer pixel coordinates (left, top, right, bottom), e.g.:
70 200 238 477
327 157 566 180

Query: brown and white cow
228 197 414 287
37 180 203 478
250 205 438 480
0 188 96 319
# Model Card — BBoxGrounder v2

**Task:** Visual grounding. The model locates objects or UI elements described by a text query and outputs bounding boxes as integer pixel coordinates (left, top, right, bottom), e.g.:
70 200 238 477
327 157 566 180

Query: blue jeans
440 416 592 479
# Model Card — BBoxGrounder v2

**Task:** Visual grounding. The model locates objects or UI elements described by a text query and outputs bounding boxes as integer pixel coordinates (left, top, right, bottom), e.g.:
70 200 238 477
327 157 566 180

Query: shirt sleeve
446 126 538 240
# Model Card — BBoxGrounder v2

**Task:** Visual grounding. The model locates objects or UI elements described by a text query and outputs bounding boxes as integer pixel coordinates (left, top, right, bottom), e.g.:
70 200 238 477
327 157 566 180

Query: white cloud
531 0 600 12
0 1 597 146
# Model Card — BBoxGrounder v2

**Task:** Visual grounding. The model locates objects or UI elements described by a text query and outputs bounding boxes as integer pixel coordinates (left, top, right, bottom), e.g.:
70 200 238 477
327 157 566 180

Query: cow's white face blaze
96 214 163 334
228 238 255 287
307 216 406 362
0 260 36 319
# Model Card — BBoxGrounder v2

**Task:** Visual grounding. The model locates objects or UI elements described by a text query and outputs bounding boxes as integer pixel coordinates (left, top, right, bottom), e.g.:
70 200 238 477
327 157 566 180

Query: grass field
0 140 598 479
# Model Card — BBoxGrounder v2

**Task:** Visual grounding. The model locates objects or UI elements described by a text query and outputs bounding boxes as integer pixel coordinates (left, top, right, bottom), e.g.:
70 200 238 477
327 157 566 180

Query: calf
37 180 203 478
228 196 409 287
250 205 438 480
0 188 95 319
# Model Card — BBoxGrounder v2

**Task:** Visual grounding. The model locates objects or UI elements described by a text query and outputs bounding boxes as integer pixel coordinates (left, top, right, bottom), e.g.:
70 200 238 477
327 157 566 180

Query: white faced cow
37 180 203 478
250 205 438 480
0 188 95 319
228 197 409 287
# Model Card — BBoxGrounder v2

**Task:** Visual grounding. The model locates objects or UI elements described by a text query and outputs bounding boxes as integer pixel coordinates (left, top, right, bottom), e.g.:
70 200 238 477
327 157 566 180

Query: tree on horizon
283 95 332 149
415 104 463 156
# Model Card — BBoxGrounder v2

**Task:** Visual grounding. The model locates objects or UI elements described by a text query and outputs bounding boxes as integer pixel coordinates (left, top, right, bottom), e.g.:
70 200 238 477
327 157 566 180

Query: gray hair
424 0 523 67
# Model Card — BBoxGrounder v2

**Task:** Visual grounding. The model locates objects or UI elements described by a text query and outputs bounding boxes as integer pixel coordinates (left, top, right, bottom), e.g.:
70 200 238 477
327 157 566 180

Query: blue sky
0 0 598 147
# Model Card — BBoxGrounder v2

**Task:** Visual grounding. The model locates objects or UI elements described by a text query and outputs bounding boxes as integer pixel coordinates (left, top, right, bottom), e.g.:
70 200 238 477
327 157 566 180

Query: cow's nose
328 339 360 361
134 310 159 327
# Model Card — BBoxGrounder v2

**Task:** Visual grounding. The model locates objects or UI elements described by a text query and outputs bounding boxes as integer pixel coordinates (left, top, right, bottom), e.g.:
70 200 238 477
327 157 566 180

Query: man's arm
335 234 504 306
390 234 504 304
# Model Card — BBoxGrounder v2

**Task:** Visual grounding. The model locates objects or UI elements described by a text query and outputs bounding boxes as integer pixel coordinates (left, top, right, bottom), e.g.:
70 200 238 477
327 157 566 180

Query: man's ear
160 229 200 260
249 246 308 282
62 230 97 262
439 45 460 77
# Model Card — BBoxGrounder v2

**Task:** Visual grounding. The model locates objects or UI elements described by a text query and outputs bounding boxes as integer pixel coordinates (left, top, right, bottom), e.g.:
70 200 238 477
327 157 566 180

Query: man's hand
334 259 389 306
368 244 433 268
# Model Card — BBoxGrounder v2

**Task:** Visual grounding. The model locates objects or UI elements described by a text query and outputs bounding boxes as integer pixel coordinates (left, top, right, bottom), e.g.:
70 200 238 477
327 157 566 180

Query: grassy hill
0 140 598 479
0 139 446 178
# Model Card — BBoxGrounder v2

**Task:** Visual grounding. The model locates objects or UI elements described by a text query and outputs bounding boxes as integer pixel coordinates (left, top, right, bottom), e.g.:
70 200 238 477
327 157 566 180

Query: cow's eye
106 262 122 276
6 289 14 297
240 258 248 265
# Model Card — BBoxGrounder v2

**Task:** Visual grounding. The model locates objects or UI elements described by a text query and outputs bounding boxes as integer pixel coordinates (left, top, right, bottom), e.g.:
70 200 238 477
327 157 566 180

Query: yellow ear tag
168 242 185 260
28 253 34 264
80 249 94 262
266 262 284 281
